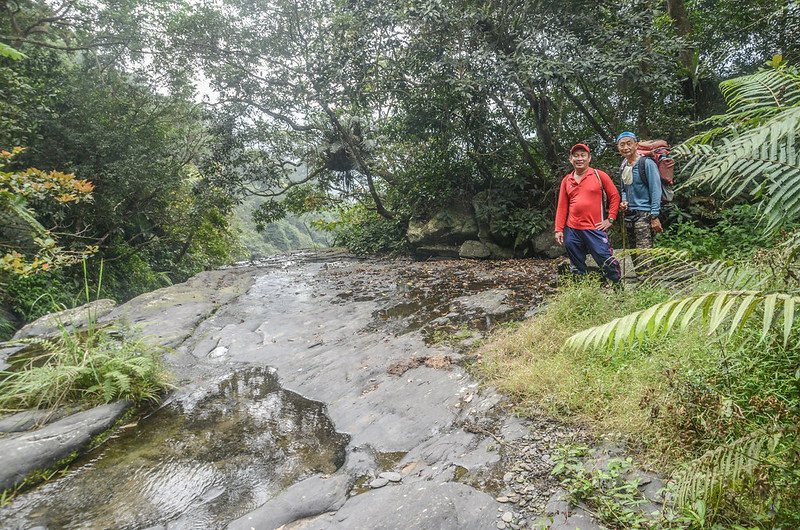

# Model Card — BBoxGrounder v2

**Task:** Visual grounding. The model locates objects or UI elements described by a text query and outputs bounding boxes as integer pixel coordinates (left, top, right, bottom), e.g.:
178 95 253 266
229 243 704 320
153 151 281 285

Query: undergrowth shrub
4 271 79 321
319 204 409 255
656 205 789 261
0 328 170 411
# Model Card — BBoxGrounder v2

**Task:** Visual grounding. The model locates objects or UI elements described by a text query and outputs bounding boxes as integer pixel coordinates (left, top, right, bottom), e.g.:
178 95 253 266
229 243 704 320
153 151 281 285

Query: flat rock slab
0 401 130 490
99 268 258 349
0 408 72 434
228 474 349 530
305 482 499 530
13 299 117 340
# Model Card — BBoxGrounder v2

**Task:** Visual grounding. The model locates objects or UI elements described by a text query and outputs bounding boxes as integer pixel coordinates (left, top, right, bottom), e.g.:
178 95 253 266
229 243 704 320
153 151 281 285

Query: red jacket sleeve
598 170 620 220
554 176 569 232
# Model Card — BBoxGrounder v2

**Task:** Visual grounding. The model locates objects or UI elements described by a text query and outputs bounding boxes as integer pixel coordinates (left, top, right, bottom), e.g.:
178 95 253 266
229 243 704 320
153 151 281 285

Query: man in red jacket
554 144 621 283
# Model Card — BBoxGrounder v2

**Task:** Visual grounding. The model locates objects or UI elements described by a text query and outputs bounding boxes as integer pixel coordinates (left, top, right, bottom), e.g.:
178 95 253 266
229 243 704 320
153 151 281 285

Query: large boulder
414 245 461 259
0 401 131 490
533 230 563 259
407 203 478 246
13 299 117 340
459 240 491 259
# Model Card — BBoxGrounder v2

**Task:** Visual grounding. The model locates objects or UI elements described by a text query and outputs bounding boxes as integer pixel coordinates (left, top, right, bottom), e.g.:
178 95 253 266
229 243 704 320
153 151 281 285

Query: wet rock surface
1 368 348 529
0 401 131 491
0 250 604 529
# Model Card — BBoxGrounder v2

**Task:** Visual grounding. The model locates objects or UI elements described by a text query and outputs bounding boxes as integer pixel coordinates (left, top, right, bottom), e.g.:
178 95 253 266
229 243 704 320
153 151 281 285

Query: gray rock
549 507 604 530
378 471 402 482
0 341 25 371
13 299 117 340
459 240 491 259
501 511 513 522
0 401 131 490
544 489 569 515
523 303 548 320
325 481 498 529
227 474 350 530
484 242 514 259
533 231 563 259
407 203 479 246
413 245 461 259
0 408 71 433
370 477 389 488
452 290 512 316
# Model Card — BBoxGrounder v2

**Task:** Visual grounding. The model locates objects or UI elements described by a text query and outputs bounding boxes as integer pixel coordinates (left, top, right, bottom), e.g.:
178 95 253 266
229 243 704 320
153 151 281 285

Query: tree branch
217 98 318 132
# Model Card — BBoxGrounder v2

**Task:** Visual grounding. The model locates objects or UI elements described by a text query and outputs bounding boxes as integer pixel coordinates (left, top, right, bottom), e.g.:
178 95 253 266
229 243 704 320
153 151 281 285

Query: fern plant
0 328 170 411
672 430 782 512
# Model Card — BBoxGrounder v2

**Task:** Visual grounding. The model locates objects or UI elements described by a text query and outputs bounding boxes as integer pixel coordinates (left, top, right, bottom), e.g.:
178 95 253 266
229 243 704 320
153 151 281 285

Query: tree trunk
667 0 698 116
560 85 613 144
515 81 560 173
492 94 546 185
320 103 395 220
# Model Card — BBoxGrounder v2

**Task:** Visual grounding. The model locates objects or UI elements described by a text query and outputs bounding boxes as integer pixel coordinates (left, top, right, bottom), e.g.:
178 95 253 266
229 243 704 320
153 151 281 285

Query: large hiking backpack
620 139 675 204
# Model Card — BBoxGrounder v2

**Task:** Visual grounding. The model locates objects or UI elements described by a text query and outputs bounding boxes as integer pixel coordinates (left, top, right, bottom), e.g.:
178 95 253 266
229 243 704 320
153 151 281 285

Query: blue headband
615 131 637 143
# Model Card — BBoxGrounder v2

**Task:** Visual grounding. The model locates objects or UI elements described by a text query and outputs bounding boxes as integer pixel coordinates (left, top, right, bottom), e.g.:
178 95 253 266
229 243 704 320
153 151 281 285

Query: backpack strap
636 157 649 188
594 168 608 219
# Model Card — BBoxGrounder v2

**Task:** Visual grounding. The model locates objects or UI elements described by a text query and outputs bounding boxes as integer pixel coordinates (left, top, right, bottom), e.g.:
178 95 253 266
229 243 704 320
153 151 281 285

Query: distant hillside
234 197 332 259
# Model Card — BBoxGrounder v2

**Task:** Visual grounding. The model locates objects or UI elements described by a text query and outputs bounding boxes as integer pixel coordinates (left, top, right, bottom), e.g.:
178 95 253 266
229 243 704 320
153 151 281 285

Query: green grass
0 328 170 412
474 277 800 527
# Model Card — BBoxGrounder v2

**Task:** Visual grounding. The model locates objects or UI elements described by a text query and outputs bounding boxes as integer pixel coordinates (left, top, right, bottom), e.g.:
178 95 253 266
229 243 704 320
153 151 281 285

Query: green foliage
478 277 800 527
320 204 409 255
0 328 170 411
0 147 96 277
0 43 25 60
551 445 653 529
566 290 800 352
657 205 783 261
4 270 78 321
676 65 800 235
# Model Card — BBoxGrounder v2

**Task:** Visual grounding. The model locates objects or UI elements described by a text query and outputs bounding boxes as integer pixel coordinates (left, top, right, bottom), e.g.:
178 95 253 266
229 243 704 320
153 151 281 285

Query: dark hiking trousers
564 227 621 283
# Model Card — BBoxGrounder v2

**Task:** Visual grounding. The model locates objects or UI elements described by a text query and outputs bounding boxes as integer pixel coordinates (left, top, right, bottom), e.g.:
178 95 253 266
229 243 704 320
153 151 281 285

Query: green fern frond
616 247 767 291
672 429 781 509
565 291 800 352
675 66 800 235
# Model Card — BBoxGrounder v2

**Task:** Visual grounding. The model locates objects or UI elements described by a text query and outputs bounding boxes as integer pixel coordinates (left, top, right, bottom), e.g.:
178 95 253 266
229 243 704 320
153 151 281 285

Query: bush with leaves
318 203 409 255
656 204 790 261
0 147 96 277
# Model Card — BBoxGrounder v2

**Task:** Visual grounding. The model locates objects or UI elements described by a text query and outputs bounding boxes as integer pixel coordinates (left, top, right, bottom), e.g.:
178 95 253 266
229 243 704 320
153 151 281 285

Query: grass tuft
0 328 170 412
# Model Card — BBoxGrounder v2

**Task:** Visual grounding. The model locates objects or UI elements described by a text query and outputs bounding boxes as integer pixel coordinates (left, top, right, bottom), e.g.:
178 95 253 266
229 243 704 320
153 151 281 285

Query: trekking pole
620 217 628 278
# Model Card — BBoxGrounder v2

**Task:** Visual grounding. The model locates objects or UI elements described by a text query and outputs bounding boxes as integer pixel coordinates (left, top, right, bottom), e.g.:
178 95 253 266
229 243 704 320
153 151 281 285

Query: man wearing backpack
616 131 664 249
554 143 621 283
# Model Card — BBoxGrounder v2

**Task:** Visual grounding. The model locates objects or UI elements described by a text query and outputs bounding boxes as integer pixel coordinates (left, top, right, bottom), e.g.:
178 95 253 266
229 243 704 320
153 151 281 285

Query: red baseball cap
570 143 590 154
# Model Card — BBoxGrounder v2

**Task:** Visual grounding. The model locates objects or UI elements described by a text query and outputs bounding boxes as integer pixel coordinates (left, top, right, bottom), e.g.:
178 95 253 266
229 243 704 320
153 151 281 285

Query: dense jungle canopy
1 0 799 322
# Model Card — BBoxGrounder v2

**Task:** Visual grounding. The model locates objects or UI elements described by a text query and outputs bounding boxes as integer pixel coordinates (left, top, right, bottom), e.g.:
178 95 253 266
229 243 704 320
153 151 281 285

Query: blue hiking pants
564 227 621 283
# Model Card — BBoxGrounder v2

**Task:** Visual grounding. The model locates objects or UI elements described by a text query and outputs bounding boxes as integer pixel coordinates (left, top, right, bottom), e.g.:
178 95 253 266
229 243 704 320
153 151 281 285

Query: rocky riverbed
0 250 610 529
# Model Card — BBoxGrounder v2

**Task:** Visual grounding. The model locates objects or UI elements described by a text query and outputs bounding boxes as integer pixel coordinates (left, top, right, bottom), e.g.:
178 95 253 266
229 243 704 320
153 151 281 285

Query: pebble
496 523 507 529
369 478 389 488
503 472 514 482
379 471 402 482
502 511 513 522
496 496 509 503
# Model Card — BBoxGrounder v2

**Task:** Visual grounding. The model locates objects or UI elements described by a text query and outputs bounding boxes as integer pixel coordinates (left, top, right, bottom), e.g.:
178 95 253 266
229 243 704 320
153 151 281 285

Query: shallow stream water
0 367 349 529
